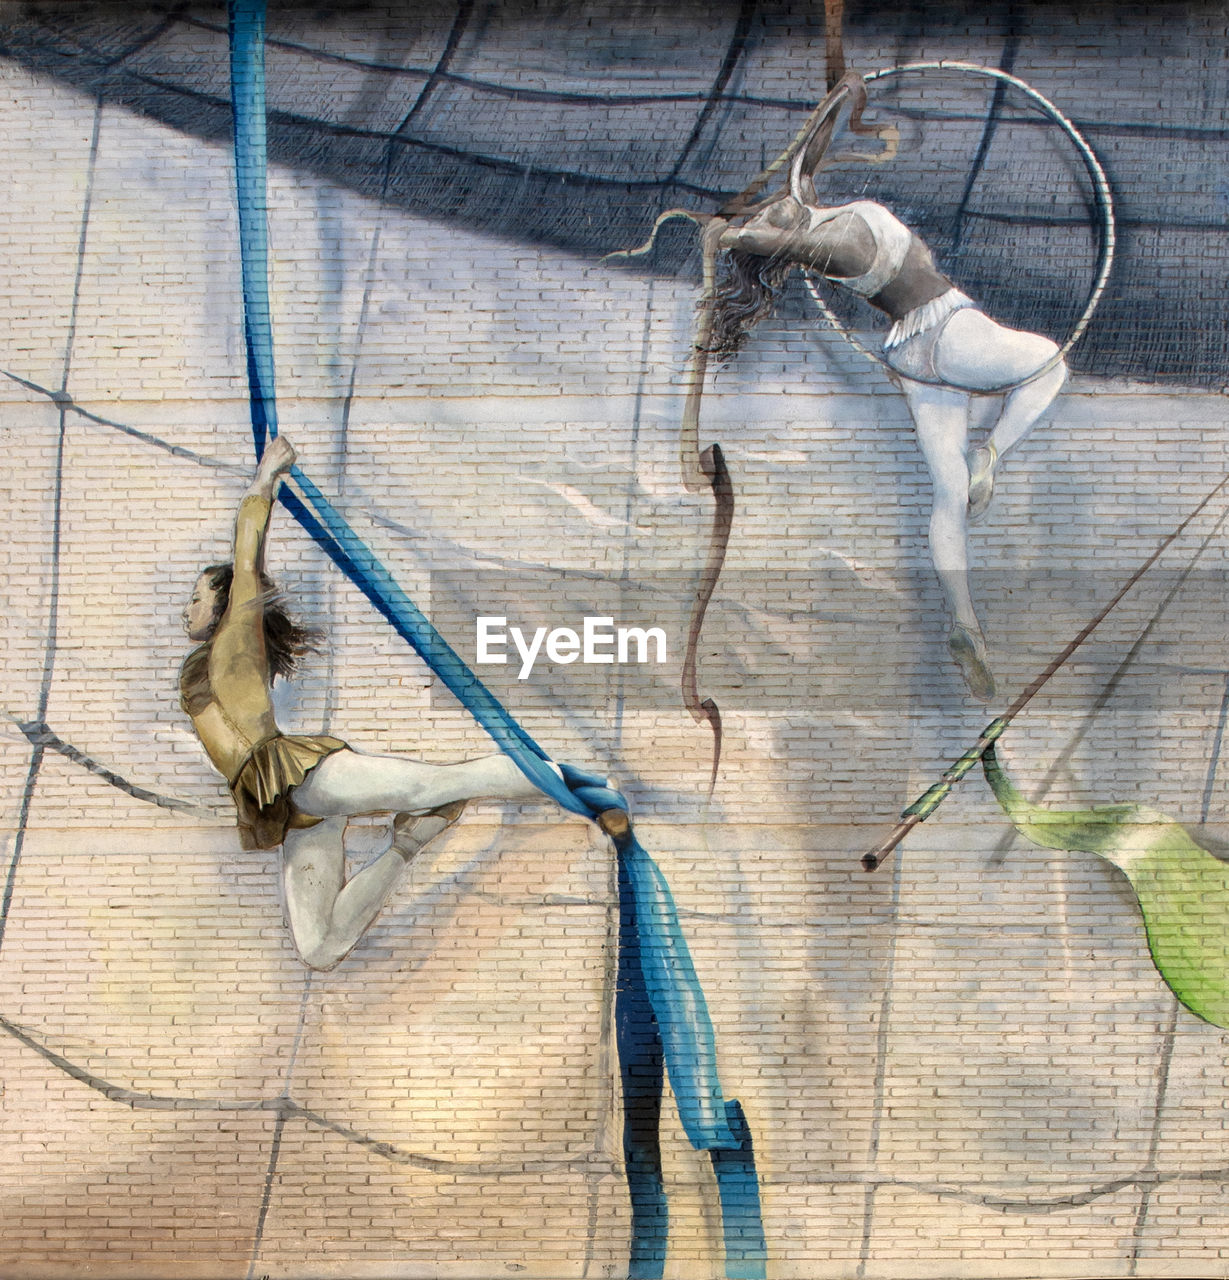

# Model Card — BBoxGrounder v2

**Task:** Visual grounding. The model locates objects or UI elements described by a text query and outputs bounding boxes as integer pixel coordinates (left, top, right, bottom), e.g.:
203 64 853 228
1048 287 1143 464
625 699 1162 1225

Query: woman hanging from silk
179 436 567 970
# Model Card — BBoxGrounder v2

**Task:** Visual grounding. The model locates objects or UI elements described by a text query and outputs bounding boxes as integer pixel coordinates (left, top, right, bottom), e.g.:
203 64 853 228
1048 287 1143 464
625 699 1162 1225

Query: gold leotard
179 494 345 850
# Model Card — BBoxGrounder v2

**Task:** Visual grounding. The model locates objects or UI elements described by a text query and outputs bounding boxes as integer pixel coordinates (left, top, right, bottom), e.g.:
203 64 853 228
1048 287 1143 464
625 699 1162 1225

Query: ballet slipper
967 442 998 523
391 800 466 857
948 624 996 701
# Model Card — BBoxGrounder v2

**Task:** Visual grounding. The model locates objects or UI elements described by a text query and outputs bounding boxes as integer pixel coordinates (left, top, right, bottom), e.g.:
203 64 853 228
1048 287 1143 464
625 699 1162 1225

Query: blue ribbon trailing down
227 4 765 1274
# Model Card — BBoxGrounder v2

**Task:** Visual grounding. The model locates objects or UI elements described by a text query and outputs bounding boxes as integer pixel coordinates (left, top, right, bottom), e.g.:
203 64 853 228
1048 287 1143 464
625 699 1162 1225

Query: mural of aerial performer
711 199 1065 701
179 434 560 970
173 11 775 1272
4 4 1229 1277
645 73 1073 703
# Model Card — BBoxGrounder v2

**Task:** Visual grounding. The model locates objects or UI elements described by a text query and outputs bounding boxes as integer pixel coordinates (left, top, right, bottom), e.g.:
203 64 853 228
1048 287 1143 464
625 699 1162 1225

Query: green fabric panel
983 745 1229 1029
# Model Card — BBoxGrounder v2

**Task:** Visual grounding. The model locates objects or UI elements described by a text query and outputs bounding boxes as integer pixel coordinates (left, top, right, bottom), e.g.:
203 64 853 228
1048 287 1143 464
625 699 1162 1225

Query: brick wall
2 10 1228 1278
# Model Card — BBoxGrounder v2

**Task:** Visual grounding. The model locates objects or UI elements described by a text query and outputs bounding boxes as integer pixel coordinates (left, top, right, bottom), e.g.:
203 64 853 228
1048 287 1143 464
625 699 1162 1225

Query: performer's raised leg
899 378 996 700
281 799 469 970
290 748 544 818
933 310 1067 521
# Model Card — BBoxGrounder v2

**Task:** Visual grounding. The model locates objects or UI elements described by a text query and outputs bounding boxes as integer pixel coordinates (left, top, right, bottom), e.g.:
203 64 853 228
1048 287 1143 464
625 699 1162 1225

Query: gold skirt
230 733 348 850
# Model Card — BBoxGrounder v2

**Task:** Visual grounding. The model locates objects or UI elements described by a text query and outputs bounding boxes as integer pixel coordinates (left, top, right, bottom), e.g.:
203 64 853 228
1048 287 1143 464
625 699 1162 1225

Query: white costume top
810 200 913 298
803 200 977 353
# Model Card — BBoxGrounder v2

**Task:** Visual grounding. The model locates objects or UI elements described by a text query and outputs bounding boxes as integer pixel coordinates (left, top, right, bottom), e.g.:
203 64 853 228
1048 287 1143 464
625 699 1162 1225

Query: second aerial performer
709 149 1066 700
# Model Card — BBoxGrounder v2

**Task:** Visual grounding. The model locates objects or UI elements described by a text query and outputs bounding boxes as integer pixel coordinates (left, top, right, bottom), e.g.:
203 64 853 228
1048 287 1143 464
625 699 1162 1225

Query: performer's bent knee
294 935 347 971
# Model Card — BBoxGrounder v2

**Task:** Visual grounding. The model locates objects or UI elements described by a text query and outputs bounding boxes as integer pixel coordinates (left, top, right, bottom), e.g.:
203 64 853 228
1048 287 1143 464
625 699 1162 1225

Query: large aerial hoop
802 60 1117 392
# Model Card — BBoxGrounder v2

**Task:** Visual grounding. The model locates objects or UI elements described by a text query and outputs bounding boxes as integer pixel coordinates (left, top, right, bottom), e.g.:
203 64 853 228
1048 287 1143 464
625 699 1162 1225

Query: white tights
887 307 1067 637
281 749 545 970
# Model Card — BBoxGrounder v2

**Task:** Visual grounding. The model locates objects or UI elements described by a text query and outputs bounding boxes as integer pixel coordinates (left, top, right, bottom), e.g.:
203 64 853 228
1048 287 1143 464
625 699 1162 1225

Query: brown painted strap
676 226 729 793
674 69 884 794
716 72 868 221
825 0 846 90
681 444 735 797
680 222 726 491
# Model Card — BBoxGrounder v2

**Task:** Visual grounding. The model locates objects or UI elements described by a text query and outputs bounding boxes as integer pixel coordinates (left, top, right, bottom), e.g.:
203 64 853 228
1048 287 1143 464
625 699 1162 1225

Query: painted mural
2 2 1229 1277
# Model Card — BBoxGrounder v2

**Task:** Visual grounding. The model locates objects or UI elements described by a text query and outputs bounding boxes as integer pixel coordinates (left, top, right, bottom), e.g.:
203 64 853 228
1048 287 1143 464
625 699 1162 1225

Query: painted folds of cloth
984 744 1229 1028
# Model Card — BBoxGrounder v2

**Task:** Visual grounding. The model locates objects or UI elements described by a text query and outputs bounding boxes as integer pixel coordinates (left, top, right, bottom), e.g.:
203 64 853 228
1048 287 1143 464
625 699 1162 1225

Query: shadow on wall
0 0 1227 381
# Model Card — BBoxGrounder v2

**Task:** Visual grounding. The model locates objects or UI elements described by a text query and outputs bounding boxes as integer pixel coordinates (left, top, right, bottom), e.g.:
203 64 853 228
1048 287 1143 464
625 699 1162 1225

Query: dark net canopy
1 0 1225 384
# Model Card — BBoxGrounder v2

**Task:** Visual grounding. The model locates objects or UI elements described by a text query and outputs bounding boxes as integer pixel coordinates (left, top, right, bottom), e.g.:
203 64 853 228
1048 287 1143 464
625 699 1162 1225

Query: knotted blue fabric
228 5 765 1273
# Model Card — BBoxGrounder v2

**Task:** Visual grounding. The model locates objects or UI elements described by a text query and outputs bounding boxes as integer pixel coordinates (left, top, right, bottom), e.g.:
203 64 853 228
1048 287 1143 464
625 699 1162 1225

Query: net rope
2 10 1228 1277
5 2 1227 381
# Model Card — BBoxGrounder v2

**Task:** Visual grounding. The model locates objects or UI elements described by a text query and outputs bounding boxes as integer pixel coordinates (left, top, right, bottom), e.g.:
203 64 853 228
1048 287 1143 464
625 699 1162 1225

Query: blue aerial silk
227 5 764 1274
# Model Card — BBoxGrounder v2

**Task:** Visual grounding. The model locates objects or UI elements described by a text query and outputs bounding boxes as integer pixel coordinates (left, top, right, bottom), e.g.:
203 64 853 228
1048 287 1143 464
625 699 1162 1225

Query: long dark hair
706 247 795 361
201 563 323 680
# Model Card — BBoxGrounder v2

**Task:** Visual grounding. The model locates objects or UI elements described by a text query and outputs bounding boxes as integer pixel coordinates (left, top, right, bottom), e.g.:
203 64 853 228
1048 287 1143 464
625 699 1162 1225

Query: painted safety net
0 0 1226 383
3 3 1229 1278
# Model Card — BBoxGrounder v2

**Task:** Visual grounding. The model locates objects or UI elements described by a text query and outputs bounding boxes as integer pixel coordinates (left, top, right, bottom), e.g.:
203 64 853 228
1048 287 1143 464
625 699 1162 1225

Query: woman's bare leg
281 817 394 970
886 311 1066 699
898 381 978 626
281 801 467 970
898 378 996 699
283 751 564 967
932 309 1067 518
290 748 544 819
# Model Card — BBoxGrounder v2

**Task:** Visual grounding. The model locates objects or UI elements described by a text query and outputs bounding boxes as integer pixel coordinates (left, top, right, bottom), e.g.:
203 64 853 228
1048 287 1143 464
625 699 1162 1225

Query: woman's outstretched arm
229 436 297 612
